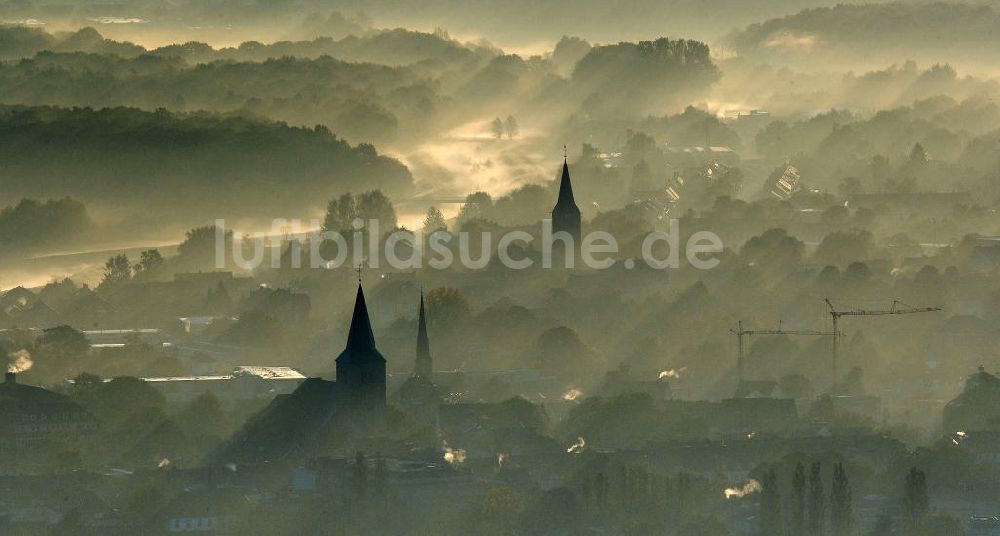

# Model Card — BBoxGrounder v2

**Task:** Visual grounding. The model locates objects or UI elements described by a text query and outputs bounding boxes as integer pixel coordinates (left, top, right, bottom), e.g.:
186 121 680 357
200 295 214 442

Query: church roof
553 159 580 213
336 285 385 365
0 376 87 412
213 377 339 463
393 374 446 406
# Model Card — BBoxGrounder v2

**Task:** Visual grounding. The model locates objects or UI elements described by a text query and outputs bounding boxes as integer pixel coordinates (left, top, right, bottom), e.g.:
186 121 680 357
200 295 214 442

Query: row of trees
98 224 235 290
490 116 519 139
320 185 555 240
760 462 853 536
759 464 955 536
100 250 164 288
322 190 399 233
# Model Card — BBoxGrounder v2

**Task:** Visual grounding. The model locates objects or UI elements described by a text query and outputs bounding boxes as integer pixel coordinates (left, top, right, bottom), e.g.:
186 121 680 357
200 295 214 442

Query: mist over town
1 1 1000 534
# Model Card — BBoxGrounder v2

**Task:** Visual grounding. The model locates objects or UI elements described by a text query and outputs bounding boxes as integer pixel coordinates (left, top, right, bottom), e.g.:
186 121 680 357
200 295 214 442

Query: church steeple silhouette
551 151 582 242
335 283 386 410
414 290 432 379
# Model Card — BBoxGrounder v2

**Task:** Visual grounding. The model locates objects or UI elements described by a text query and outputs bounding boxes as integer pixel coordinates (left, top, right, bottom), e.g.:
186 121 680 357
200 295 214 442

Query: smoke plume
724 479 762 499
7 349 32 374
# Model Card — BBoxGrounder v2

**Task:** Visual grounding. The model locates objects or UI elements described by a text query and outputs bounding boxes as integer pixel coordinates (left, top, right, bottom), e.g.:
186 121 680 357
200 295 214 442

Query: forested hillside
0 106 414 221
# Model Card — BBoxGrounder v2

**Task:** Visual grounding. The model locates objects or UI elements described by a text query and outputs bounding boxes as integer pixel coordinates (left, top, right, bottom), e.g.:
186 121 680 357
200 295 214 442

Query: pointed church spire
551 151 582 243
555 157 578 210
415 290 432 379
347 285 375 349
337 284 385 364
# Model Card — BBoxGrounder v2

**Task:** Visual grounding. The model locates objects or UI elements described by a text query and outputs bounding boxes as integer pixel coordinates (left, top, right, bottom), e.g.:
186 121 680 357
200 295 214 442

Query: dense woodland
0 105 413 223
724 2 1000 70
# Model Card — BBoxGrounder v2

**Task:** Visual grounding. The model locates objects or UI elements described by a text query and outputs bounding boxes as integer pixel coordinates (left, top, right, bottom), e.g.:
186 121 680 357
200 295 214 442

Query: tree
504 115 519 139
865 514 893 536
491 117 504 139
572 38 718 117
908 142 929 168
492 184 551 226
373 452 387 505
133 249 164 276
552 36 592 73
808 462 825 536
423 206 447 232
88 376 166 426
426 287 472 326
323 192 357 232
631 159 654 192
356 190 398 230
218 310 282 346
355 451 368 500
177 225 228 258
479 487 520 534
740 228 805 270
458 191 495 223
521 487 583 534
813 229 875 265
624 130 657 156
755 121 792 161
172 225 232 271
177 392 227 444
678 517 731 536
323 190 397 232
34 325 89 379
0 197 92 250
792 462 806 536
760 468 782 536
830 463 853 536
100 254 132 287
822 205 850 225
871 154 891 182
903 467 929 531
531 326 598 379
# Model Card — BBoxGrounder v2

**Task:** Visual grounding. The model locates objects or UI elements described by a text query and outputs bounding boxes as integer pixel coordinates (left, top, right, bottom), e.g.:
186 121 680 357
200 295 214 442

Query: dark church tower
551 156 582 243
335 284 386 410
414 291 432 380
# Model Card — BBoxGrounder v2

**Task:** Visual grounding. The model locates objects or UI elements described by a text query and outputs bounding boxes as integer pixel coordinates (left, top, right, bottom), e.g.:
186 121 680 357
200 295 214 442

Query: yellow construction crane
824 298 941 390
730 320 835 383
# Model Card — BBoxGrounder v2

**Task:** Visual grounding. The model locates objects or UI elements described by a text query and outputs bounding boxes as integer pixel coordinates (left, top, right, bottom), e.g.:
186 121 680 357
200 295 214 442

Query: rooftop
233 366 305 380
72 366 306 384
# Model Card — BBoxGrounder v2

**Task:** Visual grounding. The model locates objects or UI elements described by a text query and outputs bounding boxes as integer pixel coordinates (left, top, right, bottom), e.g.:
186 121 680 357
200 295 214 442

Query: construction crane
730 320 835 383
824 299 941 389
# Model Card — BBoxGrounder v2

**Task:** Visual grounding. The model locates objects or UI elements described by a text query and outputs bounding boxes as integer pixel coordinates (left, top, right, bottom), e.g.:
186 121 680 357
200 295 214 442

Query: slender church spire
551 151 582 243
414 290 432 379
